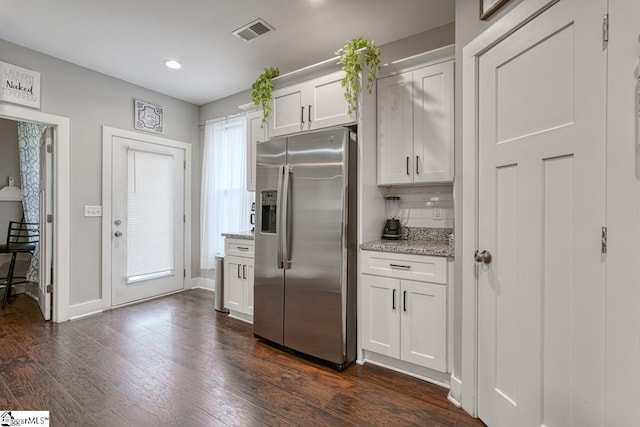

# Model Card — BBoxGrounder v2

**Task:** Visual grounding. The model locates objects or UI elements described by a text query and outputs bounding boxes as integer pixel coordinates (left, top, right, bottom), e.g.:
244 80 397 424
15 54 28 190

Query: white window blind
127 149 175 282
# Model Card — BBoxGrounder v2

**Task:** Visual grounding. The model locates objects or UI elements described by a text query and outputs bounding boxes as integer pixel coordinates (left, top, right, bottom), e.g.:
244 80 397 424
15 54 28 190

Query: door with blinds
110 135 185 306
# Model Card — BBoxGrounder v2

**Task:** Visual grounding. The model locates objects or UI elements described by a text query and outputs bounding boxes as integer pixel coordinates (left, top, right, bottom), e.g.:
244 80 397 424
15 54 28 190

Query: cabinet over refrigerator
254 126 357 369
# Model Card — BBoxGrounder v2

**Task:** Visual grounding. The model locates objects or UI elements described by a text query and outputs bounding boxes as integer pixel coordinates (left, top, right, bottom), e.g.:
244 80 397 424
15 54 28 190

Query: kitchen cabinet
269 70 355 138
361 250 447 372
246 109 267 192
224 238 254 323
377 60 454 185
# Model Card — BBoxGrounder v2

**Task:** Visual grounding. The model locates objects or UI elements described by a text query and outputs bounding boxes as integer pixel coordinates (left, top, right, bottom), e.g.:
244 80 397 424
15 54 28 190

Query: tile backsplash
383 185 454 228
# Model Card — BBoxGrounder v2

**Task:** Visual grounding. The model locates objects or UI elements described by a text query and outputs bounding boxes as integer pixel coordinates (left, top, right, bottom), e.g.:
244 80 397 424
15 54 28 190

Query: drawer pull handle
389 264 411 269
236 246 250 251
392 289 396 310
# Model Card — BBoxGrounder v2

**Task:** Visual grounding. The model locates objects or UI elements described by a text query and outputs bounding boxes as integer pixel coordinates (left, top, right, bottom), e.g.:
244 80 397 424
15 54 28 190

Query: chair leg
2 252 18 309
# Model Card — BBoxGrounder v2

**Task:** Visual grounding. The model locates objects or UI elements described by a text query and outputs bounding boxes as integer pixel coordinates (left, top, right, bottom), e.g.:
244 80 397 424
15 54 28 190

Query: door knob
114 231 123 237
474 250 492 264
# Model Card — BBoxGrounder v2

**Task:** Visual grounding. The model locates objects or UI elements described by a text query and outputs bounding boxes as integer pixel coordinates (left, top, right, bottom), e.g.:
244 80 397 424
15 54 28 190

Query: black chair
0 221 39 309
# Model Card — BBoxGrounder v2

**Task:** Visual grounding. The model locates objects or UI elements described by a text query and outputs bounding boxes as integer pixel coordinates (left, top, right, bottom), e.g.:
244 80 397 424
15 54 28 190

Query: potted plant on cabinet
336 36 381 115
251 67 280 126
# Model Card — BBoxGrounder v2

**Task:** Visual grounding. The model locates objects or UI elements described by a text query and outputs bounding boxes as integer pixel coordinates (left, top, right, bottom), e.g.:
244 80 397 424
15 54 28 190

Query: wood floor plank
0 292 485 426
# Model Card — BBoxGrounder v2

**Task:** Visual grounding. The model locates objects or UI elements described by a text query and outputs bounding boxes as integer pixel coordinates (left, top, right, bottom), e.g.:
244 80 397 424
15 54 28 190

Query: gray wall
199 23 456 122
452 0 525 379
0 118 26 277
0 39 200 306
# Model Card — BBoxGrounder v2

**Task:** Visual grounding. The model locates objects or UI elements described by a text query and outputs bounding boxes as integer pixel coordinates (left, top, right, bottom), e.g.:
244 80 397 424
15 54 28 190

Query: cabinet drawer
225 239 254 258
361 251 446 284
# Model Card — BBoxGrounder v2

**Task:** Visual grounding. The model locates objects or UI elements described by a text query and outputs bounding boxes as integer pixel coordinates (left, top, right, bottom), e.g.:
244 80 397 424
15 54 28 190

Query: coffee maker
382 196 402 240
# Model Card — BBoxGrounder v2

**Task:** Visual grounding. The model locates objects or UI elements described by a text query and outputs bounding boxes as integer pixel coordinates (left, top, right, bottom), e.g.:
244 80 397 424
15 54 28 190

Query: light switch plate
433 207 442 220
84 205 102 217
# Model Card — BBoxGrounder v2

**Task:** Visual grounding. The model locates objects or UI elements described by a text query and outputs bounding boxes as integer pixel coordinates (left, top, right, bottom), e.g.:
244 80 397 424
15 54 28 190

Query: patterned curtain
17 122 47 282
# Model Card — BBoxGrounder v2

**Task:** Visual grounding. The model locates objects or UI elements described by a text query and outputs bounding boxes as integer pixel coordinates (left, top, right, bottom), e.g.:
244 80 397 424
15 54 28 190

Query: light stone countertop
222 231 255 241
360 239 453 257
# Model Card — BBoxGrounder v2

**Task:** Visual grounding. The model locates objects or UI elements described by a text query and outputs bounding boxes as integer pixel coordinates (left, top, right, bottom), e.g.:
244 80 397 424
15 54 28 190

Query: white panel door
400 280 446 371
38 128 53 320
308 70 354 130
361 274 400 358
377 72 414 185
224 255 244 312
111 136 185 306
476 1 606 426
413 61 454 183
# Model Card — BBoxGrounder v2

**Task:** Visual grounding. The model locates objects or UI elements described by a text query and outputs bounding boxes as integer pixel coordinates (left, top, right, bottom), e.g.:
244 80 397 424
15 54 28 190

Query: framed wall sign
0 61 41 109
481 0 511 20
134 99 164 134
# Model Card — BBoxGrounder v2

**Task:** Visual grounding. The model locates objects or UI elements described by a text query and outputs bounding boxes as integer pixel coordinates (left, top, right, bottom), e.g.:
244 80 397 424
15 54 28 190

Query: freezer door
254 138 286 344
284 127 350 364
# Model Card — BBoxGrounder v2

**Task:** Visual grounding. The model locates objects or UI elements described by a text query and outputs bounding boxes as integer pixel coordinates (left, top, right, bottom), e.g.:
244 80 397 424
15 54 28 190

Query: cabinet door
400 280 447 371
245 257 254 316
413 61 454 183
362 274 400 358
224 255 244 312
246 110 266 192
307 70 354 131
270 83 305 137
377 72 414 185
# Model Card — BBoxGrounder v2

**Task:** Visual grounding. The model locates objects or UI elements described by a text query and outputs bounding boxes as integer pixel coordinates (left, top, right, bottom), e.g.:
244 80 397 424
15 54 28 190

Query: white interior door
476 1 606 426
38 128 53 320
111 136 185 306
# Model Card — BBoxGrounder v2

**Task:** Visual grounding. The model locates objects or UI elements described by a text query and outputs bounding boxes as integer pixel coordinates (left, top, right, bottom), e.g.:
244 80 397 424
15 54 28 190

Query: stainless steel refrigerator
254 126 357 369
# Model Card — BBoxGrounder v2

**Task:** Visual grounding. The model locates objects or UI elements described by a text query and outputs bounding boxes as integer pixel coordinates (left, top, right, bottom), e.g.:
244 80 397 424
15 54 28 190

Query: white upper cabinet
246 109 267 192
269 70 355 138
377 60 454 185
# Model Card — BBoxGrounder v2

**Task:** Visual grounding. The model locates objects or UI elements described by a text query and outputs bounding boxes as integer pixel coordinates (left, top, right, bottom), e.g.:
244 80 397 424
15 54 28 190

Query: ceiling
0 0 454 106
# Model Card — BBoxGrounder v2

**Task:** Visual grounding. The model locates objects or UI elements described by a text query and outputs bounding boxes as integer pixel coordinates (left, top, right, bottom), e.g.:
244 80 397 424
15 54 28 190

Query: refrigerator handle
276 165 285 269
281 164 292 269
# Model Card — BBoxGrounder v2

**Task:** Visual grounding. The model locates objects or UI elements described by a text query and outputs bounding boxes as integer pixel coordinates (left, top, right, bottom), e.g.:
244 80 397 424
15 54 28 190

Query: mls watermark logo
0 411 49 426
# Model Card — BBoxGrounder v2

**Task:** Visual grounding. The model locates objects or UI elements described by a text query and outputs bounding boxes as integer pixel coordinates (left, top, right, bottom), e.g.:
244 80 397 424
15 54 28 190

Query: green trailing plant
336 36 381 115
252 67 280 125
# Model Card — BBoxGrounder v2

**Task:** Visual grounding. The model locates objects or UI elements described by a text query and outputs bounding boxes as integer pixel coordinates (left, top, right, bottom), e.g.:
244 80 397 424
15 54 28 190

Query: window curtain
17 122 47 282
200 115 254 269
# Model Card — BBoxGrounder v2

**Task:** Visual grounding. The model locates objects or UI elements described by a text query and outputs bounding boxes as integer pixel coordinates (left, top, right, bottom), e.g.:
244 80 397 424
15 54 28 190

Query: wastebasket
214 255 228 313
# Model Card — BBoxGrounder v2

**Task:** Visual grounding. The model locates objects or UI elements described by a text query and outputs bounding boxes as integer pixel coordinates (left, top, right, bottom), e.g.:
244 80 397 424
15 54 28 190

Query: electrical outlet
84 205 102 217
433 207 442 220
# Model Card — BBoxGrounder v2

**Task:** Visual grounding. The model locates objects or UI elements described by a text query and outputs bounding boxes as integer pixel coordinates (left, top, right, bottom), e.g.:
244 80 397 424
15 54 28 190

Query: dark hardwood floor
0 290 485 426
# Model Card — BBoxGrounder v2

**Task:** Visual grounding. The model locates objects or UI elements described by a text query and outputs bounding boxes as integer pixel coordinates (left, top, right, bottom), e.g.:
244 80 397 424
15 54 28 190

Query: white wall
452 0 525 380
0 39 200 306
605 0 640 424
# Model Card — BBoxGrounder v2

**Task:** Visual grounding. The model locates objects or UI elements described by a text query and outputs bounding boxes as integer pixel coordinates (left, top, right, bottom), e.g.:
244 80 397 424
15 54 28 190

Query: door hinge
46 214 53 223
183 269 186 278
183 214 186 223
184 160 186 169
46 144 53 154
46 284 53 293
602 14 609 42
602 226 607 254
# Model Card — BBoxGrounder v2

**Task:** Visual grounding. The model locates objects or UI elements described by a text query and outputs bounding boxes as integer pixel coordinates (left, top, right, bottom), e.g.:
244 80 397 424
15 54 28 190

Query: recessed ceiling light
163 59 182 70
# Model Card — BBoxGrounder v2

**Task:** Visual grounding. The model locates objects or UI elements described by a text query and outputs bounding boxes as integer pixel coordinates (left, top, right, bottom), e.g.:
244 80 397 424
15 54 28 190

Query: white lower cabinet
361 251 447 373
224 239 254 323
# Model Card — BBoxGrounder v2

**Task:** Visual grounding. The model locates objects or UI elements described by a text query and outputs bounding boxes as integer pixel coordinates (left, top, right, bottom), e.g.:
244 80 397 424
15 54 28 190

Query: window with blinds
127 149 175 283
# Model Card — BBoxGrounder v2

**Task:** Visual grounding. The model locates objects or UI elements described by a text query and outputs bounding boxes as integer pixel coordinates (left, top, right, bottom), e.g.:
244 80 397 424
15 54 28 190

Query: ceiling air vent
232 18 275 42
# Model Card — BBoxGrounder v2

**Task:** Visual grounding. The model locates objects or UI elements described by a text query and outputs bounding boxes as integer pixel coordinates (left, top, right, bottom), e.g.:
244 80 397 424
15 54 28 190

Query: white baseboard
69 299 103 320
448 373 462 407
190 277 215 291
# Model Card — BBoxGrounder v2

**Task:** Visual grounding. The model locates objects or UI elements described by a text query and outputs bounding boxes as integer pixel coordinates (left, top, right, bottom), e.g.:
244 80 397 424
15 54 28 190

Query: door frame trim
460 0 559 416
101 126 192 309
0 104 71 322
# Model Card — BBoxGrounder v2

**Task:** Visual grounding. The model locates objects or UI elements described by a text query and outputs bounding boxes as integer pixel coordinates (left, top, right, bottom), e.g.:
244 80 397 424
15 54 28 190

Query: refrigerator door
284 127 350 364
254 137 286 344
